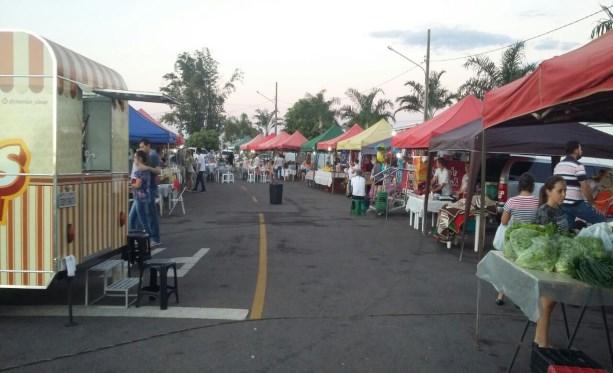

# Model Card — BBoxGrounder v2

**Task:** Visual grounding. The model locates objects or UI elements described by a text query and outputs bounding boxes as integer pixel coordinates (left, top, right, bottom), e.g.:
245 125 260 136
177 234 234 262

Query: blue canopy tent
129 106 177 144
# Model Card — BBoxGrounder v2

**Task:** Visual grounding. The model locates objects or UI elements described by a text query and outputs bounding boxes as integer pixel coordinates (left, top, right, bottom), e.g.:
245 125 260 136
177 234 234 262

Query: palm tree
339 88 394 128
592 5 613 39
253 109 273 135
395 70 457 119
458 42 536 99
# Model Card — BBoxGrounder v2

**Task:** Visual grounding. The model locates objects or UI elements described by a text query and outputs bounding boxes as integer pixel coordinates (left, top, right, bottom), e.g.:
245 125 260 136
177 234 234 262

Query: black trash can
269 183 283 204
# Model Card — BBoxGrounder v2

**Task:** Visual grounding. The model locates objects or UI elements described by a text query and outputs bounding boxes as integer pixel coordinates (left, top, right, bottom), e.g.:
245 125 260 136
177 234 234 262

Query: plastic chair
247 169 256 183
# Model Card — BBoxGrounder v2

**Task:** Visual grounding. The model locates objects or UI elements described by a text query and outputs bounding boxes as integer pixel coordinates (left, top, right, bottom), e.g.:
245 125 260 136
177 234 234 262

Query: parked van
495 155 613 213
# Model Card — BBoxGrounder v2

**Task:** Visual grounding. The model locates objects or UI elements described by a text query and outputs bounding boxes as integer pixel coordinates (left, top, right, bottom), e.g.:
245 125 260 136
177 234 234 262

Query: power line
431 4 613 63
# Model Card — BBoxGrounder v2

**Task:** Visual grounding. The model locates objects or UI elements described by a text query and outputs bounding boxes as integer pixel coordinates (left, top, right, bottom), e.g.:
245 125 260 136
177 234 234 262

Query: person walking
138 138 161 246
554 140 605 228
194 148 207 192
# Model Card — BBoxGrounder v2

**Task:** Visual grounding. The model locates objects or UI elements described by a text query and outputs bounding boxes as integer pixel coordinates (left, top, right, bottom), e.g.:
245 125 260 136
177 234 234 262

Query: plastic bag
493 224 507 251
577 222 613 253
515 236 559 272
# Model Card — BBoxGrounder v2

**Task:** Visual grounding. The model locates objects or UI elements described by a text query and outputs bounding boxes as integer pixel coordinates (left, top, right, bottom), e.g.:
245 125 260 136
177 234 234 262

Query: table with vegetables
476 222 613 367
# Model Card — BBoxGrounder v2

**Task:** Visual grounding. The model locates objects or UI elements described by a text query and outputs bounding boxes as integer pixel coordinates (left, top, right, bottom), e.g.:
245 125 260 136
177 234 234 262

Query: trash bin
269 183 283 204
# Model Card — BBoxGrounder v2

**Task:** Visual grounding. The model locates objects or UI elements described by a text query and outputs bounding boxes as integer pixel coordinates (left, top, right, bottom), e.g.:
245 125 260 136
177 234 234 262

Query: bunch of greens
555 236 606 274
503 223 557 260
515 236 559 272
569 256 613 288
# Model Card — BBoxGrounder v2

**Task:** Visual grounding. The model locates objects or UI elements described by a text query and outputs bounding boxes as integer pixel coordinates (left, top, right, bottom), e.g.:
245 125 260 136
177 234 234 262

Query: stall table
477 251 613 370
314 170 345 193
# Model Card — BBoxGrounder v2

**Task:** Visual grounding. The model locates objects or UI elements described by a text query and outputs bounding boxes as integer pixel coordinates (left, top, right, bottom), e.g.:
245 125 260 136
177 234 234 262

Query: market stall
337 119 393 151
300 125 343 153
254 132 289 152
317 123 363 151
240 134 263 151
129 106 177 144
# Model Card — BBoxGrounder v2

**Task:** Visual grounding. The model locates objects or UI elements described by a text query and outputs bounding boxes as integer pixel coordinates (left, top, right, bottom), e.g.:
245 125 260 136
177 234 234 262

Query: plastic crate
531 345 604 373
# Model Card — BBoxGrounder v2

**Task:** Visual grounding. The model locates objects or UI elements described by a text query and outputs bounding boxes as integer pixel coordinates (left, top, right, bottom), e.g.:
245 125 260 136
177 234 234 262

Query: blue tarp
129 106 176 144
361 137 392 155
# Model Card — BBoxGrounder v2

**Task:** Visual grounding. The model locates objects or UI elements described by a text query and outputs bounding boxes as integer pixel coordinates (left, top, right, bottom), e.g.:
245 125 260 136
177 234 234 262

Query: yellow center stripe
250 213 267 319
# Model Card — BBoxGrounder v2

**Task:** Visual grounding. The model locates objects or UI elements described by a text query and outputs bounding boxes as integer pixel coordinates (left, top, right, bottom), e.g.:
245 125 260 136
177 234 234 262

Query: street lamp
256 82 278 134
387 29 431 122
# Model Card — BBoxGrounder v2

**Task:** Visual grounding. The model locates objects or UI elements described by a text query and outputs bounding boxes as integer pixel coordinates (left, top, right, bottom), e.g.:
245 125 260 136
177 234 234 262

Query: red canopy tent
317 124 363 151
483 31 613 128
254 131 289 151
240 134 263 151
274 131 307 151
392 95 482 149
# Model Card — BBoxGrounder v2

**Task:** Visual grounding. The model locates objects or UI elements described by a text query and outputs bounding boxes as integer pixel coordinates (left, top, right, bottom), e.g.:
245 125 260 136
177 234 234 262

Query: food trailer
0 30 173 289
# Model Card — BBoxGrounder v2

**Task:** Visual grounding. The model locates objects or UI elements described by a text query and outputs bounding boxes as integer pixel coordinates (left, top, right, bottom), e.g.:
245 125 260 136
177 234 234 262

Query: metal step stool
85 259 139 307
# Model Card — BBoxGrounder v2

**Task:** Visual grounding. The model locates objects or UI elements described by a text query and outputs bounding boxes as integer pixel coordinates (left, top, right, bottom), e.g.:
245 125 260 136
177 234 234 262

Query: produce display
502 222 613 288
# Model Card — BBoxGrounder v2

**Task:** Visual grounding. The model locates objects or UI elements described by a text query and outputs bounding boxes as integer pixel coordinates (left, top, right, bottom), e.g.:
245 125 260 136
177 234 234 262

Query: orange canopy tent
316 124 363 151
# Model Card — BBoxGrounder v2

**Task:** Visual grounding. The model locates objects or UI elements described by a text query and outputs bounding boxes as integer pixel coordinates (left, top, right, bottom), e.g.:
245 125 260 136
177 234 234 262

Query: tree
160 48 242 135
395 70 457 119
458 42 536 99
591 5 613 39
284 90 339 139
253 109 273 135
223 113 258 142
186 129 220 150
339 88 394 128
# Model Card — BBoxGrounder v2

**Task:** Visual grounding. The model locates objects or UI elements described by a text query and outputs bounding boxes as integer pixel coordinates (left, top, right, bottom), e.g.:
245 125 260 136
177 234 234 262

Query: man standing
194 148 207 192
273 152 284 181
139 138 161 246
554 140 605 227
431 158 451 197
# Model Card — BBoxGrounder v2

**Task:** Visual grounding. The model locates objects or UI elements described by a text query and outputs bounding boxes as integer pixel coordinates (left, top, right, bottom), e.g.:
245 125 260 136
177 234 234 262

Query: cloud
533 39 580 51
370 27 513 50
518 10 547 17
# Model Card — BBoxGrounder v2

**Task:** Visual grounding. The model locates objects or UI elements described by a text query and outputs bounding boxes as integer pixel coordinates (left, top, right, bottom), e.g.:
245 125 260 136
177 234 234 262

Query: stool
222 173 234 184
124 231 152 276
351 197 366 215
247 170 256 183
136 259 179 310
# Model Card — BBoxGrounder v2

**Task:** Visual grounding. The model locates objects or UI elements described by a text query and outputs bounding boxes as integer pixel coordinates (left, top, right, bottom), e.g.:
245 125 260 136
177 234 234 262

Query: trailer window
82 97 112 171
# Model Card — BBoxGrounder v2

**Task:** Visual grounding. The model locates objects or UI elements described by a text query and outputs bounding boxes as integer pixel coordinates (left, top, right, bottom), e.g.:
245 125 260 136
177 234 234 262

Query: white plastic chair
222 172 234 184
260 171 270 183
247 169 256 183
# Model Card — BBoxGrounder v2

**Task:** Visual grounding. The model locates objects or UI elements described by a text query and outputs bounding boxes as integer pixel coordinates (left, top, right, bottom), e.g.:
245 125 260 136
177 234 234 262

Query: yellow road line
250 213 267 319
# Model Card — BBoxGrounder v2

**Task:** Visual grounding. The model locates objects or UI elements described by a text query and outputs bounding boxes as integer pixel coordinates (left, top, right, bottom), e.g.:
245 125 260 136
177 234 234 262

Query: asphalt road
0 179 608 372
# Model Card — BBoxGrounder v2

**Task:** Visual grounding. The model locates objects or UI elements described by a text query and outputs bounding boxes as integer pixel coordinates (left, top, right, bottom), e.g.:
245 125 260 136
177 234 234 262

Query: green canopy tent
300 124 343 153
228 136 253 150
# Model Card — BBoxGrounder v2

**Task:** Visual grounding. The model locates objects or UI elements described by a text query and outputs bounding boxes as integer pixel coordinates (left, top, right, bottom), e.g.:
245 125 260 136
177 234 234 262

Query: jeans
560 200 606 227
147 194 160 242
195 171 206 191
128 202 143 231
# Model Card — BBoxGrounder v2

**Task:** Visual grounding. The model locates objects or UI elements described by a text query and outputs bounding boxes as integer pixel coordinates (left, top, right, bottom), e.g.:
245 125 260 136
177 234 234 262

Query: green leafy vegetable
515 236 559 272
569 256 613 288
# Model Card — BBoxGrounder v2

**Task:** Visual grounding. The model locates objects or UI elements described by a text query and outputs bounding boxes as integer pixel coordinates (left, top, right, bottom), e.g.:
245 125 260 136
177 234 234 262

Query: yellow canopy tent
336 119 393 150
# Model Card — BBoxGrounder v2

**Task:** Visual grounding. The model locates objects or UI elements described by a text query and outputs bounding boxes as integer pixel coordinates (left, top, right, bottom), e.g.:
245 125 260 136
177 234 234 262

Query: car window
509 161 551 182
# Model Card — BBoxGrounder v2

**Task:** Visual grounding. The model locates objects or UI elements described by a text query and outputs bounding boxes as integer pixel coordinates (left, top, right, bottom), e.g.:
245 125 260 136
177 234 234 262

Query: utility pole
424 29 431 122
274 82 278 135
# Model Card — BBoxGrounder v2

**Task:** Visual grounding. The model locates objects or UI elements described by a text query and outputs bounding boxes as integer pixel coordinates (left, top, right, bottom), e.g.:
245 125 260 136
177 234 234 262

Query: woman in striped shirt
495 173 539 305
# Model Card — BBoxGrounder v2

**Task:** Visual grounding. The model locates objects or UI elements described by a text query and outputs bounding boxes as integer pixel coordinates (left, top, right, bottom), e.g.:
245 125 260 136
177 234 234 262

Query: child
533 175 568 348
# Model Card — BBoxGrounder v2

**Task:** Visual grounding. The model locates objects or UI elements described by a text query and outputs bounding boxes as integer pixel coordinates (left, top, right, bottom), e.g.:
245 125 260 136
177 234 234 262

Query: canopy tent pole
459 148 480 261
422 152 435 234
477 129 487 260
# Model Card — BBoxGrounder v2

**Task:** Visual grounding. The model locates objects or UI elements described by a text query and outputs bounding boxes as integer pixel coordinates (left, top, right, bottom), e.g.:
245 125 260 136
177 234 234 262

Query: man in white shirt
350 170 367 197
431 158 451 196
194 149 207 192
273 153 284 180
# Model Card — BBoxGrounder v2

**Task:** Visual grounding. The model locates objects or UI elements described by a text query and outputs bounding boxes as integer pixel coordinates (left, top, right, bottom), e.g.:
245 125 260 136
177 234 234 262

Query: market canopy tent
430 120 613 159
138 108 184 145
129 106 177 144
362 137 392 155
392 95 482 149
228 136 252 149
243 134 276 151
317 124 363 151
240 134 263 150
274 131 307 151
337 119 392 150
483 31 613 128
301 124 343 152
254 131 289 151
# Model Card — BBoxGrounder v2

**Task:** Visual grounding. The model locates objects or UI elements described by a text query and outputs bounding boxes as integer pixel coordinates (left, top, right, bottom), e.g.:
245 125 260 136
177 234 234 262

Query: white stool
247 170 256 183
260 172 270 183
222 173 234 184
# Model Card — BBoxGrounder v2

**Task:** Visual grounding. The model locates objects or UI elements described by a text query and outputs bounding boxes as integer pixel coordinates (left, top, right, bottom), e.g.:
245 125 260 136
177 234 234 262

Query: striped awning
0 31 127 98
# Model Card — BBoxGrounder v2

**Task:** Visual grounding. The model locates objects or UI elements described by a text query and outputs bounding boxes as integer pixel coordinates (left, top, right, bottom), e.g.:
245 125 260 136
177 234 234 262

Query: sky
0 0 609 130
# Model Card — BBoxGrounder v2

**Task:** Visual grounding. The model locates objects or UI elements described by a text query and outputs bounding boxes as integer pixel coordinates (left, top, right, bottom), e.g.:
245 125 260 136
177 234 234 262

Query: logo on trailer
0 139 31 225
